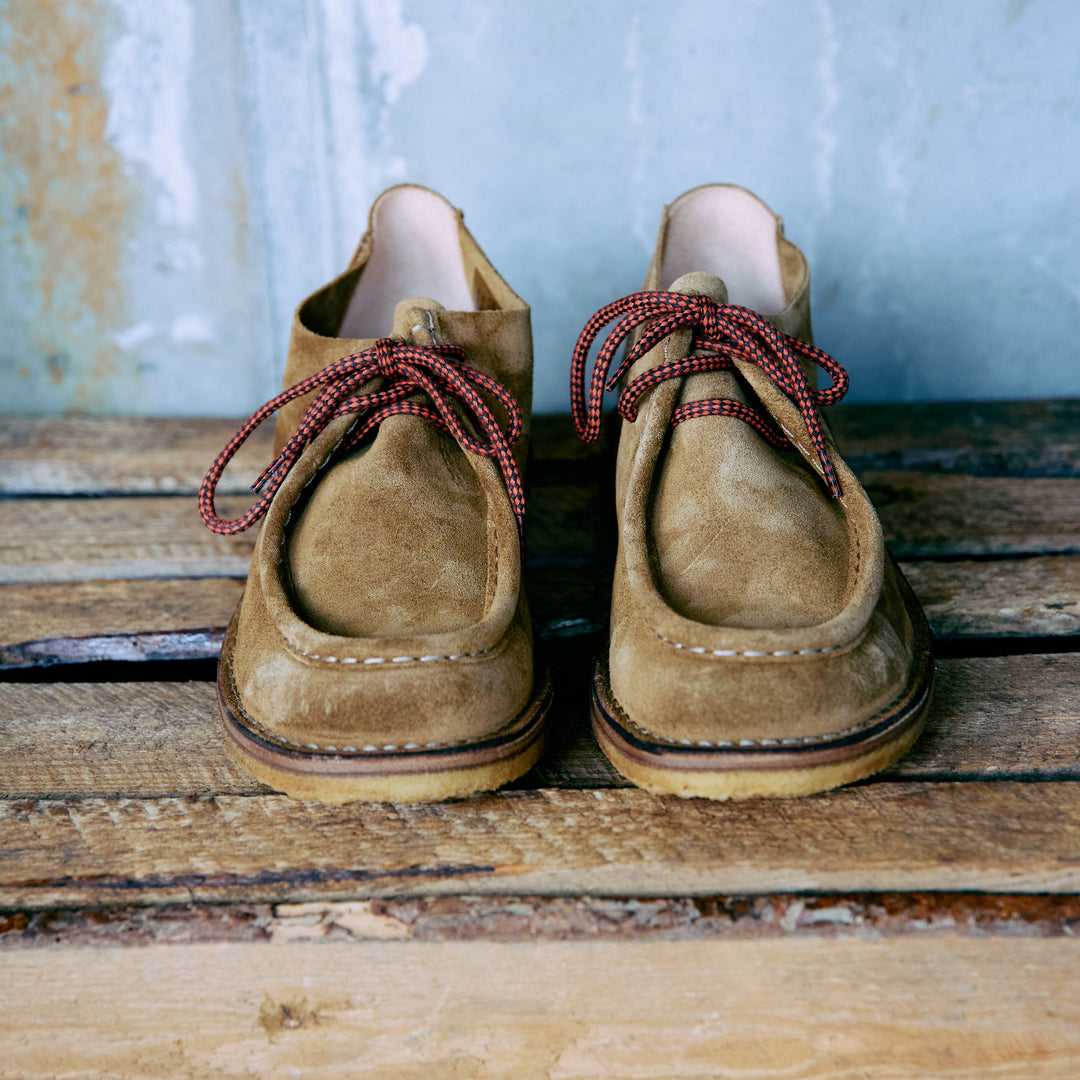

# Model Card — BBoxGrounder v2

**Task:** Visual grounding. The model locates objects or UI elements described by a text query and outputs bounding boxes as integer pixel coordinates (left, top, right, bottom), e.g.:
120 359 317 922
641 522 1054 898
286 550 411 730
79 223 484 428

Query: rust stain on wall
0 0 130 407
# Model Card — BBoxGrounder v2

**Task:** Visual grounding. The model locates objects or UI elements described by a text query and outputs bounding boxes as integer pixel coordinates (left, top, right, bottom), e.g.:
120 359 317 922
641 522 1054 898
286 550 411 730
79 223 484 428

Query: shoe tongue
391 297 447 344
666 271 728 306
664 275 827 485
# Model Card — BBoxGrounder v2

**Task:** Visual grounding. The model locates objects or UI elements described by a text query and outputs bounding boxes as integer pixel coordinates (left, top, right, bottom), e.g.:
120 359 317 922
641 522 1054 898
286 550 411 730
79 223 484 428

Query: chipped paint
0 0 130 409
103 0 197 232
322 0 430 252
0 1 269 415
1 1 1079 414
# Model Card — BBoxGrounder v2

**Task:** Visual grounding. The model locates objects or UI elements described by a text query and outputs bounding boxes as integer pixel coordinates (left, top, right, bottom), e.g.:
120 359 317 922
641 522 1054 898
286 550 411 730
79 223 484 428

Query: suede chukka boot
199 185 550 803
570 184 933 799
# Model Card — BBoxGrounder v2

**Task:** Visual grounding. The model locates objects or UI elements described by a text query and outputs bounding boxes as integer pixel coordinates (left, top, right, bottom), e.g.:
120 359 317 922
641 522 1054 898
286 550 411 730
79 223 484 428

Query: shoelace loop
198 337 526 548
570 290 849 498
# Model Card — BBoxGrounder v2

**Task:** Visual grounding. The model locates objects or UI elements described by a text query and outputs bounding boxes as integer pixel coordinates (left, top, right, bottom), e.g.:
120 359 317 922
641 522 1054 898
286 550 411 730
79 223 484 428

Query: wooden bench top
1 402 1079 1078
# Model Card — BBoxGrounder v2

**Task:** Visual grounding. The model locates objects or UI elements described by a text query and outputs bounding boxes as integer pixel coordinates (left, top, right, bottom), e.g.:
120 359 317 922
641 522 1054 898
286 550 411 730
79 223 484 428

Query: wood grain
905 555 1080 639
0 495 255 583
4 780 1080 907
0 414 602 496
3 474 1075 588
0 578 244 666
3 655 1078 798
0 416 275 496
4 556 1076 669
3 938 1080 1078
3 403 1076 499
7 892 1080 949
864 472 1080 558
828 397 1080 476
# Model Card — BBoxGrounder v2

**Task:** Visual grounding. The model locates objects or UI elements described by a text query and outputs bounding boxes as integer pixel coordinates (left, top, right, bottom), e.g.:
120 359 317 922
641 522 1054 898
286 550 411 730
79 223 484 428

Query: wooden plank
0 495 255 584
906 555 1080 639
829 397 1080 476
0 578 243 666
3 938 1080 1078
0 416 274 496
537 651 1080 789
3 403 1076 498
1 655 1077 798
0 414 603 496
865 472 1080 557
2 655 1077 798
6 892 1080 948
0 571 609 670
3 556 1076 669
0 681 263 797
4 781 1080 907
0 484 605 586
3 474 1075 587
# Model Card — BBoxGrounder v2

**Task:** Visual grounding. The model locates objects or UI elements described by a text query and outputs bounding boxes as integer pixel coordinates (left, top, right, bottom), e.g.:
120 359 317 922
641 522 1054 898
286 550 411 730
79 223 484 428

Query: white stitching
270 408 501 670
644 424 866 660
282 639 496 666
617 690 911 747
647 623 866 659
224 652 484 753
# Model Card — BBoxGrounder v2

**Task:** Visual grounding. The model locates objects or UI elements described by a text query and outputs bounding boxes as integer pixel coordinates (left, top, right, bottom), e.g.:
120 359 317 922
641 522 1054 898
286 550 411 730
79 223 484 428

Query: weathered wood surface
0 495 255 584
3 557 1077 668
3 474 1075 587
3 476 1076 583
3 938 1080 1078
4 403 1076 496
905 555 1080 639
0 578 243 666
0 404 1077 1076
4 781 1080 908
2 655 1076 798
863 472 1080 558
828 397 1080 476
0 416 276 496
7 892 1080 949
3 555 1077 669
0 414 594 496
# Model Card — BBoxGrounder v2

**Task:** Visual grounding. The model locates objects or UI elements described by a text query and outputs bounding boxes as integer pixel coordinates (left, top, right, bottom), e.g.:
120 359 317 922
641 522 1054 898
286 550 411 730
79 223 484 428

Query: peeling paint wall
1 0 270 413
1 0 1078 414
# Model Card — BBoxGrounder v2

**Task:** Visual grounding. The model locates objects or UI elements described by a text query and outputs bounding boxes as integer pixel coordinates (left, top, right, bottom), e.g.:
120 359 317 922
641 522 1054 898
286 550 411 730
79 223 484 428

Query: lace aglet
251 462 278 495
822 457 843 500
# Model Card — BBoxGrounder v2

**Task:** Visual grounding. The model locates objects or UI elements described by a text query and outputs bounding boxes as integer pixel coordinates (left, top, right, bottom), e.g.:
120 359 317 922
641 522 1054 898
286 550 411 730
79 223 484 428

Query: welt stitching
224 652 474 753
281 637 496 666
646 620 868 660
611 669 920 748
270 407 506 668
645 488 864 660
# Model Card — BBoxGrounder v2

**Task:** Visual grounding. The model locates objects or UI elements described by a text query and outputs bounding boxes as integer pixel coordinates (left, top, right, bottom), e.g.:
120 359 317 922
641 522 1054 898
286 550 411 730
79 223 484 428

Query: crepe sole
219 648 551 805
592 605 933 801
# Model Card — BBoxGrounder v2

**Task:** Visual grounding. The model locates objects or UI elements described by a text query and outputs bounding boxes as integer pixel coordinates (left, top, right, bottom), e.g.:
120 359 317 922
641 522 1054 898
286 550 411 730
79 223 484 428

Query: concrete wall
1 0 1076 415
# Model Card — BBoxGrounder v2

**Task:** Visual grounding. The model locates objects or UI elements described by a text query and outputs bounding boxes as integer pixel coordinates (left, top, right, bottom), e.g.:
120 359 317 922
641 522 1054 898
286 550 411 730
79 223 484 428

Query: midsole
591 653 933 775
219 655 551 779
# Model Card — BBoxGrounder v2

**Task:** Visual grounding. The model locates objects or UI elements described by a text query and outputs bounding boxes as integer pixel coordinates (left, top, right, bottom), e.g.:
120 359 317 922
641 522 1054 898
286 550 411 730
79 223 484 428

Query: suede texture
227 187 537 754
606 188 922 749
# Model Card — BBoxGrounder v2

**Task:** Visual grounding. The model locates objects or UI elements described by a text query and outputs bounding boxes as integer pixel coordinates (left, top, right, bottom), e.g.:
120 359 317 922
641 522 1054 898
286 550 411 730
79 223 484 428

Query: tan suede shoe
571 184 933 799
199 185 550 803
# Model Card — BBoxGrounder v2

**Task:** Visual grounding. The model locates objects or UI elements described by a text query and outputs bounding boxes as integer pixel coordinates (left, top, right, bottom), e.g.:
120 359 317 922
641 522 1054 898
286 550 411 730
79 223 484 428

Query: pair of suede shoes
198 183 934 805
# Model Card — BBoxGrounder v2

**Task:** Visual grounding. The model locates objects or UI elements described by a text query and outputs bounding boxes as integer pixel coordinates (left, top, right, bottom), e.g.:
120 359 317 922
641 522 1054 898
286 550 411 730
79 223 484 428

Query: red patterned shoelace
570 291 849 498
198 337 526 548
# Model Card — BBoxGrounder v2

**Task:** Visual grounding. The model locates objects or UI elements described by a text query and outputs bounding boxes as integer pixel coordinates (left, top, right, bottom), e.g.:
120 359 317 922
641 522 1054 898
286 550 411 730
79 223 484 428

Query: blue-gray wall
1 0 1077 414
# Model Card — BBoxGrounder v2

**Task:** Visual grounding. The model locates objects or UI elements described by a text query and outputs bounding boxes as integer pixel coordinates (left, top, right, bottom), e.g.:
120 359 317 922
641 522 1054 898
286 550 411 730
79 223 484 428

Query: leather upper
225 190 538 752
605 191 921 748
